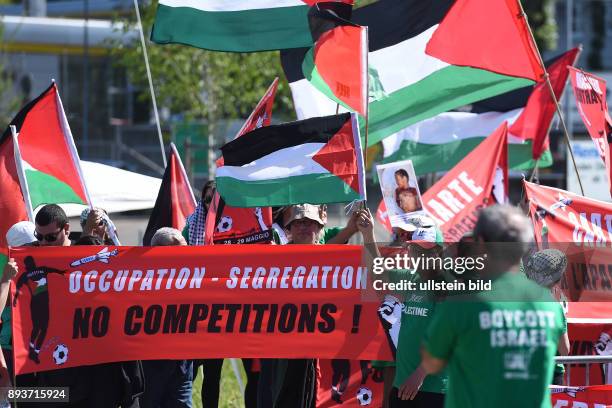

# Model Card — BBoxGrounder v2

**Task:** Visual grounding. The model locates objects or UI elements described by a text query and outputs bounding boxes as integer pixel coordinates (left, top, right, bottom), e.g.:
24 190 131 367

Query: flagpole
10 126 35 222
517 3 584 195
363 26 370 181
133 0 167 168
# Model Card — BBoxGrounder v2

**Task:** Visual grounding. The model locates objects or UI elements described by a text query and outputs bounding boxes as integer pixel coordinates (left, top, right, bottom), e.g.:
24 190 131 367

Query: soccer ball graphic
356 387 372 406
53 344 69 365
216 216 233 233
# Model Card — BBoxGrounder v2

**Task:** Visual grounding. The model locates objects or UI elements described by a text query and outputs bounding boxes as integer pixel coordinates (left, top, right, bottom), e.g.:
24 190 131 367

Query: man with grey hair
141 227 192 408
421 205 566 408
151 227 187 246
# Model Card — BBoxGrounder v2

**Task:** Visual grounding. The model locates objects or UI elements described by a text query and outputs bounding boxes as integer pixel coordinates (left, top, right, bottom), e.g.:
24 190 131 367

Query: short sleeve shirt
424 272 564 408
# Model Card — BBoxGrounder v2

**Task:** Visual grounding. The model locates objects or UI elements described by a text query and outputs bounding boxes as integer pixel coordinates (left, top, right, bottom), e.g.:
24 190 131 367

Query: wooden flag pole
363 26 370 175
518 4 584 195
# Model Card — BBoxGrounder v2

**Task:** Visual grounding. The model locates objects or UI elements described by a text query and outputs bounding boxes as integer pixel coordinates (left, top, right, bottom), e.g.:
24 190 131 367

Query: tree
522 0 559 52
0 23 21 126
111 2 295 125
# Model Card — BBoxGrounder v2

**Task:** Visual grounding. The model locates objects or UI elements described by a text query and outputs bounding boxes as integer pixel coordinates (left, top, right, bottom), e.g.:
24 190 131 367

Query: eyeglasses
34 228 63 242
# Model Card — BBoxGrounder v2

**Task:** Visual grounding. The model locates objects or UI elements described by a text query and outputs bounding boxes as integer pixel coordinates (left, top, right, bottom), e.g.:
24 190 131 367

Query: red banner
422 122 508 241
568 67 612 198
317 360 384 407
565 319 612 386
551 385 612 406
10 245 391 375
524 181 612 301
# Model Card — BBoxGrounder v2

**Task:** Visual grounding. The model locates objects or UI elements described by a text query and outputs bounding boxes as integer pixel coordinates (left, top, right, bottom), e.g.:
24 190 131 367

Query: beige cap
284 204 325 228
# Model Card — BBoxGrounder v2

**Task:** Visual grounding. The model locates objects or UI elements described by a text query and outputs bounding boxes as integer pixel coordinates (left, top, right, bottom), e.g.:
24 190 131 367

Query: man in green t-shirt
422 205 565 408
390 226 448 408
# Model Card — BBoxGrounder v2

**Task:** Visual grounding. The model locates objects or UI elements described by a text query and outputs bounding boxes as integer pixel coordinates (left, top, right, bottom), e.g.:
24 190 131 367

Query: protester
0 222 32 391
422 205 566 407
80 207 117 245
274 204 361 245
182 181 227 408
140 227 193 408
30 204 144 408
523 249 570 385
34 204 71 247
259 203 376 408
390 226 447 408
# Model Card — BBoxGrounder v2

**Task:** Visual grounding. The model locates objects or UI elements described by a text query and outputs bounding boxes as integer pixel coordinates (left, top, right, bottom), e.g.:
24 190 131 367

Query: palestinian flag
382 48 581 175
0 135 28 248
303 5 367 116
143 143 196 246
216 113 365 207
151 0 353 52
281 0 544 147
1 82 90 214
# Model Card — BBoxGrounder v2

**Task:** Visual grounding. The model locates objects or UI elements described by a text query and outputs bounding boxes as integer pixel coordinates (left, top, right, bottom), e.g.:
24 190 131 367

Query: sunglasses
34 228 63 242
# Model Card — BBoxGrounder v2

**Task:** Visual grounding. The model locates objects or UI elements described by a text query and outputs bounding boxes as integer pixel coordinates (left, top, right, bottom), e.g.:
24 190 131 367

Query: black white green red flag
281 0 544 147
0 82 91 245
151 0 353 52
381 48 580 175
216 113 365 207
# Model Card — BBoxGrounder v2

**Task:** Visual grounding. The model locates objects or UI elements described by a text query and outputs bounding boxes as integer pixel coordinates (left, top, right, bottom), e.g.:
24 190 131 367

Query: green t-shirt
393 277 448 394
322 227 342 244
424 272 564 408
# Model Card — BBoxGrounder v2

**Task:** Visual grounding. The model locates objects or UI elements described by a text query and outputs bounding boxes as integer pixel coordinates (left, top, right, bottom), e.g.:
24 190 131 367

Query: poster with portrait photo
376 160 428 231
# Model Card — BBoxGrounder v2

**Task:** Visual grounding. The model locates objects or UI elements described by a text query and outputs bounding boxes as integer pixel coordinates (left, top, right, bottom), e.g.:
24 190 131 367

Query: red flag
0 136 28 247
216 78 279 168
426 0 544 82
568 67 612 197
422 122 509 242
509 47 581 159
143 144 197 245
210 78 277 244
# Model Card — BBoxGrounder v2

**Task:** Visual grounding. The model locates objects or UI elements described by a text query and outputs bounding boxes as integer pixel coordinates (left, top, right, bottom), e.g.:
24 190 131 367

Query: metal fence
556 356 612 386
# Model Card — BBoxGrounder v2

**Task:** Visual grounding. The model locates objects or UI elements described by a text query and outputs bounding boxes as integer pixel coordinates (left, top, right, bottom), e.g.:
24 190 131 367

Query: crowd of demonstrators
0 196 573 408
389 225 447 408
141 227 194 408
421 205 566 408
3 205 144 408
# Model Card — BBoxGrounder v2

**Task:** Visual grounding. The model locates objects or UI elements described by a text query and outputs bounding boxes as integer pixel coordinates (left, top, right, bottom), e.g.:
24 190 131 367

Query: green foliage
192 360 245 408
521 0 558 52
0 23 20 126
111 1 294 123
